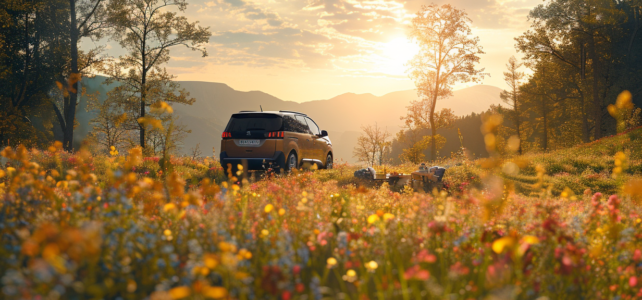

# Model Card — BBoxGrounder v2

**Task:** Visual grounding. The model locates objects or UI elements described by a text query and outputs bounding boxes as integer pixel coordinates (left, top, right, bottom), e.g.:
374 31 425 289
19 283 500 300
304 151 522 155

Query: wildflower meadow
1 126 642 300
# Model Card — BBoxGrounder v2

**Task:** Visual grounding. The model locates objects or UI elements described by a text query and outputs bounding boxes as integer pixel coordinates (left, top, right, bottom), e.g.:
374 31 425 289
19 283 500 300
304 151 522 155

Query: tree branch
77 0 104 33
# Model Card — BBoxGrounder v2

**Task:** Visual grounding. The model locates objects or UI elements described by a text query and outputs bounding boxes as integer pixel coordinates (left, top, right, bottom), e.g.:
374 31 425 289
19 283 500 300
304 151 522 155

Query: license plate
239 140 260 146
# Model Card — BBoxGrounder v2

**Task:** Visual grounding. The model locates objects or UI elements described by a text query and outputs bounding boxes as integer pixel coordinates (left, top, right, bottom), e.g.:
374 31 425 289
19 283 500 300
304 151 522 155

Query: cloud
403 0 537 29
186 0 536 76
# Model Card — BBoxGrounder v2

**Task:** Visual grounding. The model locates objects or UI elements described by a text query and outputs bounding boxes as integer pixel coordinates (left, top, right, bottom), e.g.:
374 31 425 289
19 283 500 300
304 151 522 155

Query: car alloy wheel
287 152 297 171
326 154 333 169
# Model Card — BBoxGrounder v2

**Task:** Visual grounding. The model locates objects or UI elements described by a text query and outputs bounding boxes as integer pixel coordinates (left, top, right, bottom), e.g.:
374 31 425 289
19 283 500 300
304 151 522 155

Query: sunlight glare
379 37 420 76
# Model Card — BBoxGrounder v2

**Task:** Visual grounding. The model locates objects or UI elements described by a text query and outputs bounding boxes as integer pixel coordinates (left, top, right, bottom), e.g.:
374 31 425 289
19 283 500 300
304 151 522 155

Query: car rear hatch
222 113 282 158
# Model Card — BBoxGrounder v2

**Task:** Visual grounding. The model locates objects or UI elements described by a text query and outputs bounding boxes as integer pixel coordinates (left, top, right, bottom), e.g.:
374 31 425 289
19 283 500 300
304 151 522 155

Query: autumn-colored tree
86 95 132 153
401 99 457 160
500 56 525 154
353 123 391 166
104 0 210 149
395 128 447 164
407 4 484 161
53 0 109 152
98 68 193 155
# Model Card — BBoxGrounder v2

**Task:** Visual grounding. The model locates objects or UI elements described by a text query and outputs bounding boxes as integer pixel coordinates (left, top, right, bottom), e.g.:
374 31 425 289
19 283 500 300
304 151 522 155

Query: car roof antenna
260 105 263 112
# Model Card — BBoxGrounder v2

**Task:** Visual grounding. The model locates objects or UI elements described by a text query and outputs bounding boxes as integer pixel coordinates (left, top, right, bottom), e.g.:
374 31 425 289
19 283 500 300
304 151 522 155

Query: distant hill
78 77 503 163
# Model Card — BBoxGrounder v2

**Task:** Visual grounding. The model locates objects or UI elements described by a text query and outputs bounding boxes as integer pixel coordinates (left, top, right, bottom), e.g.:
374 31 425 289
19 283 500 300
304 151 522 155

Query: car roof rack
279 110 306 115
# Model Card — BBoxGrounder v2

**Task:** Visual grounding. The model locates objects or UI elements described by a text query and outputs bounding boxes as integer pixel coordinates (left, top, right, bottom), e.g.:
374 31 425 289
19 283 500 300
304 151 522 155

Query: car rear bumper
219 151 286 172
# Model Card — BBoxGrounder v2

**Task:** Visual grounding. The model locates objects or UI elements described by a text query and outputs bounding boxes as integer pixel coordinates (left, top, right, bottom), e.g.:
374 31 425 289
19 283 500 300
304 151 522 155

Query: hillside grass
502 127 642 196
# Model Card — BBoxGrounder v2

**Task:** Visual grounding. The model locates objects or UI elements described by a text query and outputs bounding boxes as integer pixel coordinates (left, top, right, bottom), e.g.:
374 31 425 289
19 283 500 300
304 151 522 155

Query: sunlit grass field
1 128 642 300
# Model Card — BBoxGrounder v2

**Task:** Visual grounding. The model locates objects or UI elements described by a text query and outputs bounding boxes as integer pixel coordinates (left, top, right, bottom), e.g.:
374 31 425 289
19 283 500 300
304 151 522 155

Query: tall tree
0 0 70 147
105 0 210 149
520 61 585 151
500 56 525 154
54 0 109 152
407 4 484 161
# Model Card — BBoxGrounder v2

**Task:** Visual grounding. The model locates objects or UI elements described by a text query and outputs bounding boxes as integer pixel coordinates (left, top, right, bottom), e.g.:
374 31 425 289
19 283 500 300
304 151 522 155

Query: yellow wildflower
204 254 218 269
163 203 177 212
202 286 227 299
521 235 539 245
365 260 378 272
492 236 516 254
367 214 379 224
327 257 337 268
168 286 191 299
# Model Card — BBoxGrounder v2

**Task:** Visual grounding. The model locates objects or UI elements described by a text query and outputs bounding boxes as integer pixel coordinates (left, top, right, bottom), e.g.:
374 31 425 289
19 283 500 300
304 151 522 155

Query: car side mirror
321 130 328 137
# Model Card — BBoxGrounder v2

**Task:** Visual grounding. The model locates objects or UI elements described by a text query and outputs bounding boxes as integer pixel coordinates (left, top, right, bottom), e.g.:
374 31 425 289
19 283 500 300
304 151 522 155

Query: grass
1 129 642 300
502 127 642 196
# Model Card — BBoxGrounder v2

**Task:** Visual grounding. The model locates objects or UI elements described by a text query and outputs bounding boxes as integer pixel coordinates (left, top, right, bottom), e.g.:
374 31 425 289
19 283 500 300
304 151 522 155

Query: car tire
324 154 333 169
285 152 298 172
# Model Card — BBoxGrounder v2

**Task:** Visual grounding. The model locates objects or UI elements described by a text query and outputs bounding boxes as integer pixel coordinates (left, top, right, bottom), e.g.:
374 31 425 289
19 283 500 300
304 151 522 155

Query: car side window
286 115 310 134
305 117 321 136
284 115 298 132
295 116 312 134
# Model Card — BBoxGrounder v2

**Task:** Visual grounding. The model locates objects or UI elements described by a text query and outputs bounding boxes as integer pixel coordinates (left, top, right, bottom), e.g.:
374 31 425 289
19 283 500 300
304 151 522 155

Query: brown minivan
219 111 333 175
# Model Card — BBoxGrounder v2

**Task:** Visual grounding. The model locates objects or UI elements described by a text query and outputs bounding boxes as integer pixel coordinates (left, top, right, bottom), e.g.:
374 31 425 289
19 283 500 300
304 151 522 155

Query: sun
378 37 420 76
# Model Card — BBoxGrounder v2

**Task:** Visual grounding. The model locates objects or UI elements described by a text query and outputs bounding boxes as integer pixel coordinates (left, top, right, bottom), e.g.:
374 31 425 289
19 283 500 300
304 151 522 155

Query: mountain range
79 78 504 163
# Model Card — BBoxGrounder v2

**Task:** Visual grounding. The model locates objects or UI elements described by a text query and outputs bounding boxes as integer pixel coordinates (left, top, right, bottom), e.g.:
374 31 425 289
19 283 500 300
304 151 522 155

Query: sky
89 0 544 102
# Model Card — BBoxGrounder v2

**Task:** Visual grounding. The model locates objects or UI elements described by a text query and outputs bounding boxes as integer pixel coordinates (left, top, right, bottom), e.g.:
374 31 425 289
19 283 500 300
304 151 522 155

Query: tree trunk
139 24 148 149
514 90 522 155
542 98 548 152
371 148 375 166
140 68 147 148
65 0 79 152
587 34 602 141
430 125 436 161
429 75 440 161
579 91 590 143
515 117 522 155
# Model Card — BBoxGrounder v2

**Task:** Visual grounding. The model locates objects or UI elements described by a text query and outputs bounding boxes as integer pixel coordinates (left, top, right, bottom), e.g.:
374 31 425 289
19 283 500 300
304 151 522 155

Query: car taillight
267 131 284 138
222 132 231 138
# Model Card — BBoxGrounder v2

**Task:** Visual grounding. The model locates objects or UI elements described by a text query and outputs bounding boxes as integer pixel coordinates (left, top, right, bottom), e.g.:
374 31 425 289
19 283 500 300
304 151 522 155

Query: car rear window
225 114 283 132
